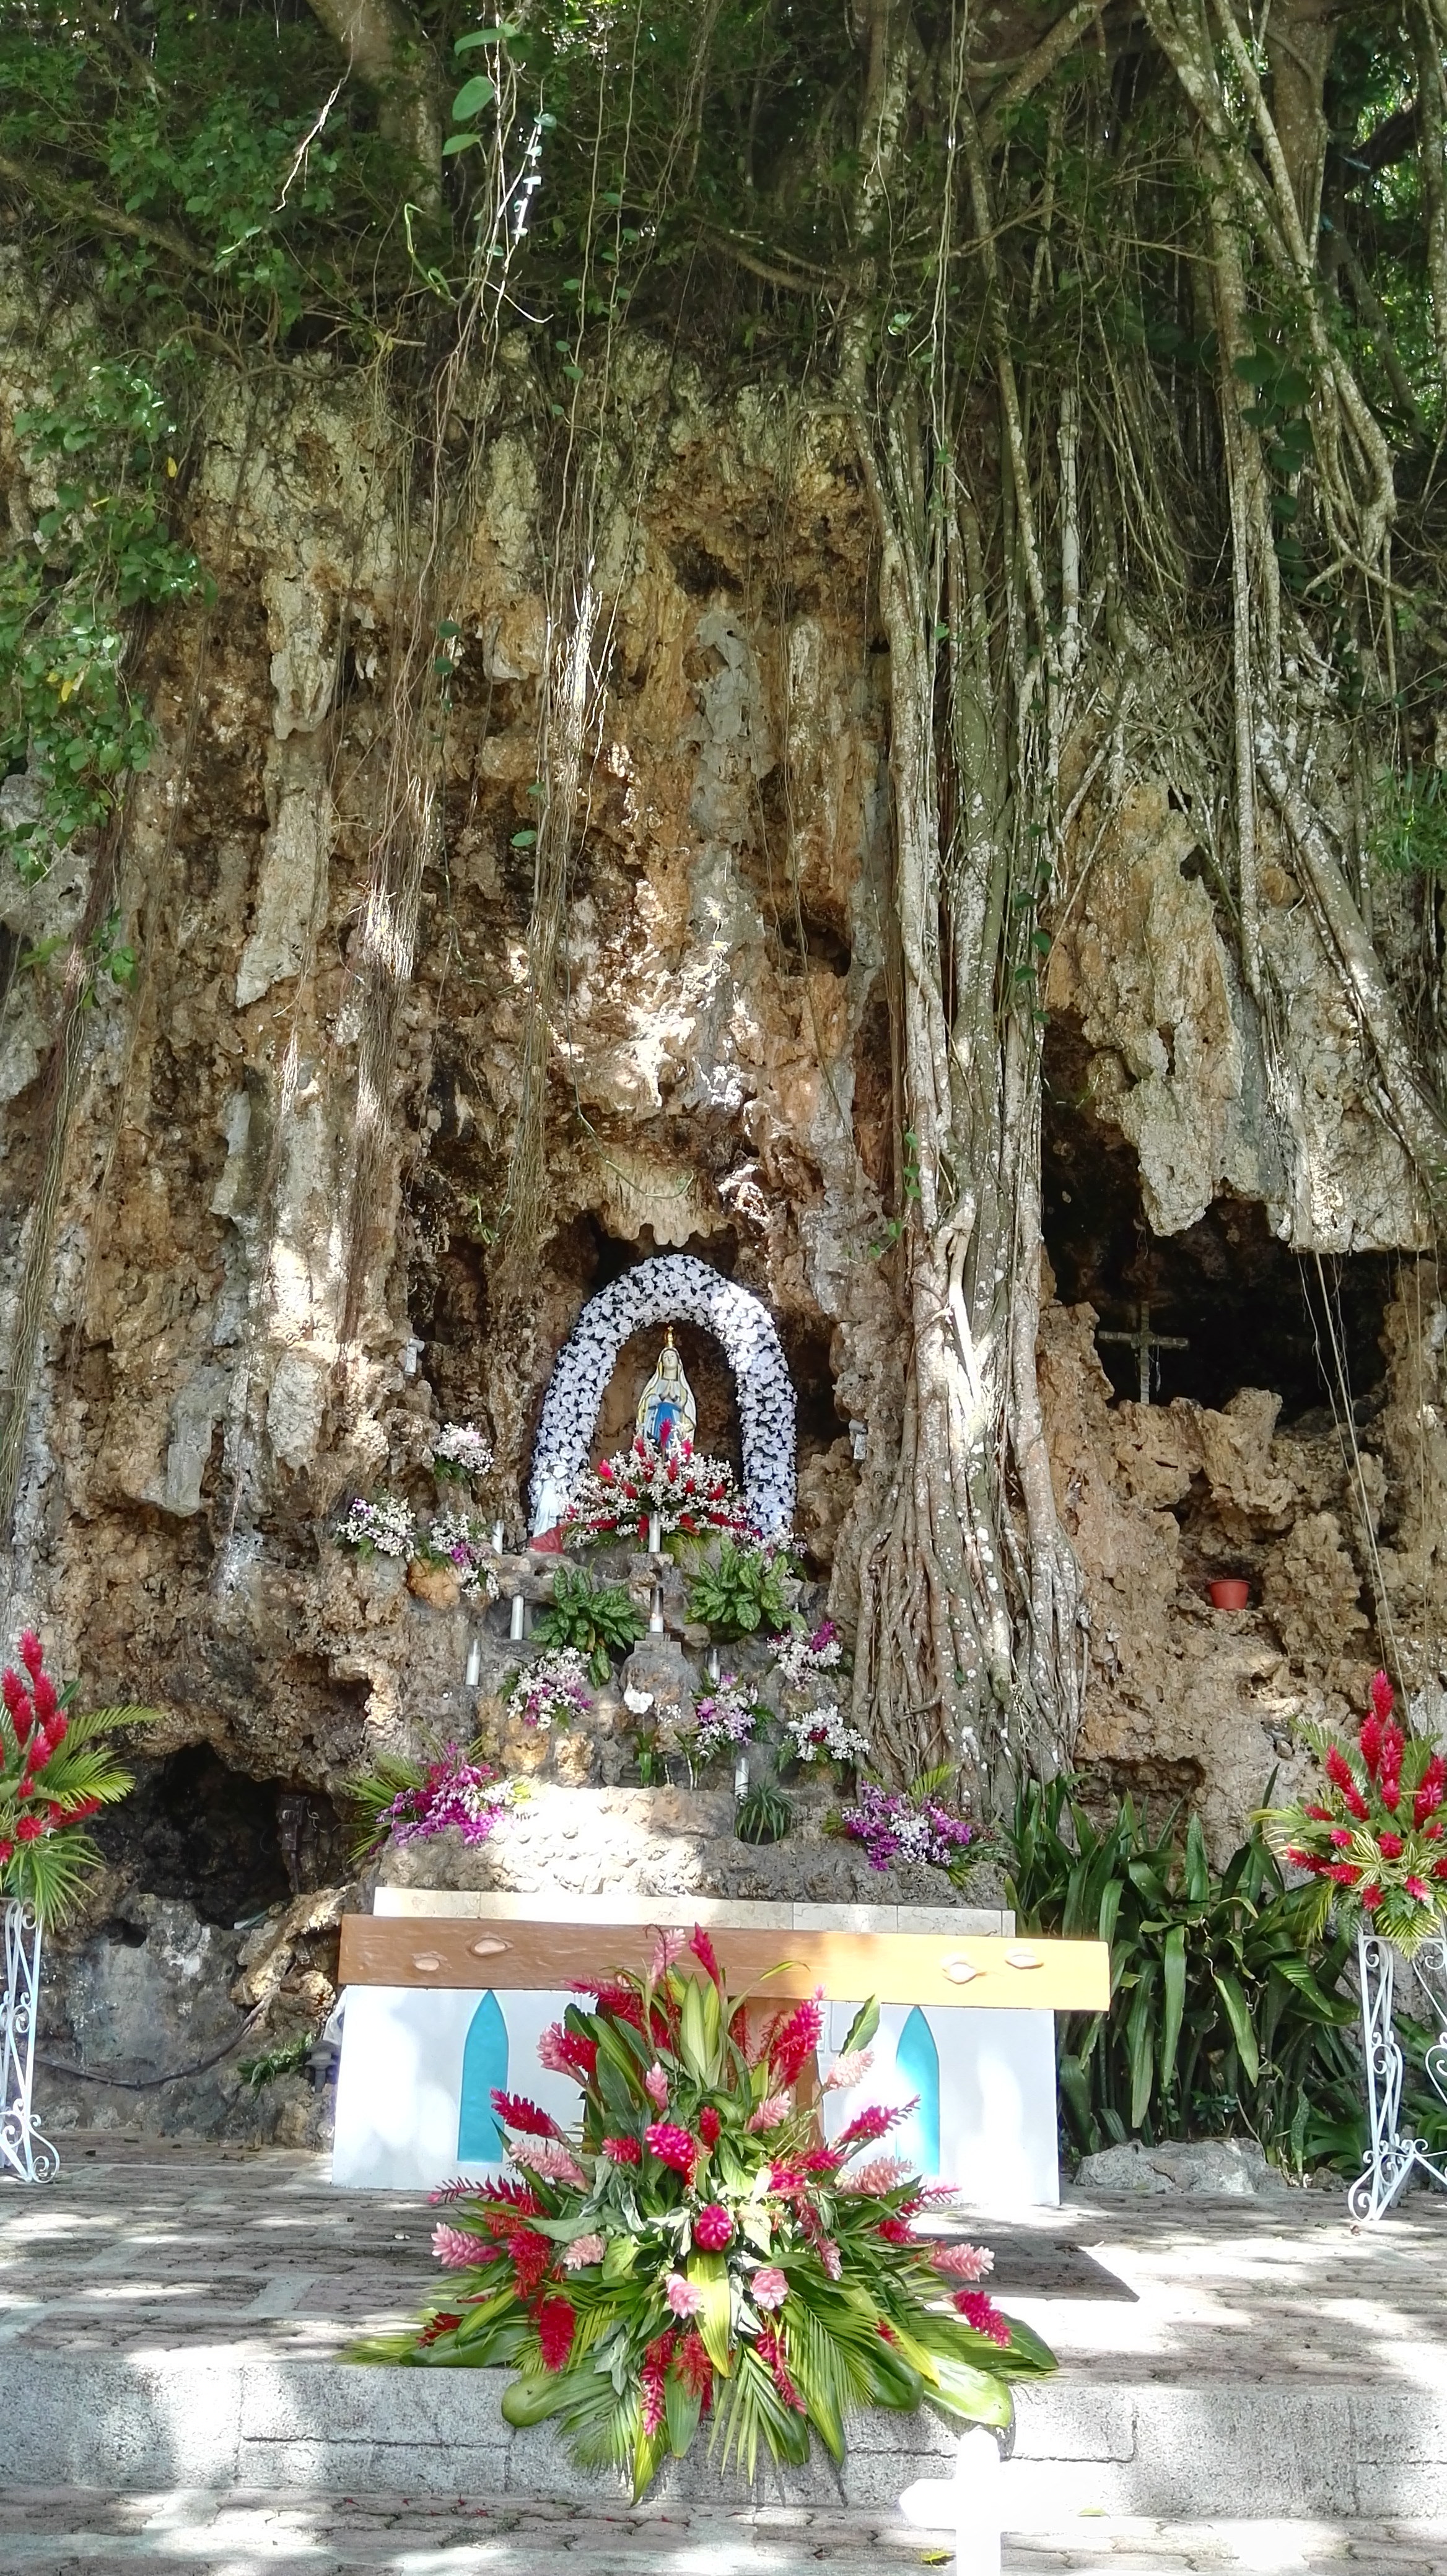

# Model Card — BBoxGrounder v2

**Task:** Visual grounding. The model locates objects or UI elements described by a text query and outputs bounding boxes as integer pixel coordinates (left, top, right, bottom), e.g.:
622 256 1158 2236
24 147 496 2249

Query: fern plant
532 1566 645 1683
686 1540 793 1642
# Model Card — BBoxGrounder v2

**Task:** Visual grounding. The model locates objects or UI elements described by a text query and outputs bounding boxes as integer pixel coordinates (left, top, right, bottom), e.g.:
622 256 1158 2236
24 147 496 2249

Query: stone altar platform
2 2144 1447 2572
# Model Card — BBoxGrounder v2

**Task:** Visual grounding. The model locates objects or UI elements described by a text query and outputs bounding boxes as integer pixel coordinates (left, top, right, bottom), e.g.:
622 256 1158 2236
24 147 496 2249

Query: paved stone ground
2 2140 1441 2382
1 2492 1446 2574
4 2144 1447 2569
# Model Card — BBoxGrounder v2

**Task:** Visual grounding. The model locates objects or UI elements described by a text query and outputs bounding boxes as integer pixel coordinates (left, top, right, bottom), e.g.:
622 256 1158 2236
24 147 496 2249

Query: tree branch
304 0 442 204
0 152 211 271
977 0 1108 148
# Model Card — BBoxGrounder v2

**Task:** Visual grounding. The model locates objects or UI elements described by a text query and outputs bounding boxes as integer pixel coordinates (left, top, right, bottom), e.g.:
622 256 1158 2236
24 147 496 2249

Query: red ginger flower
697 2105 720 2148
32 1673 57 1723
675 2330 713 2401
1361 1884 1384 1910
18 1632 43 1681
690 1926 722 1988
1407 1878 1432 1900
639 2328 675 2435
602 2134 641 2165
838 2100 910 2149
1305 1804 1331 1822
1326 1745 1369 1818
1379 1833 1404 1860
876 2216 916 2244
491 2091 561 2139
756 2323 805 2413
769 1995 823 2088
694 2202 733 2252
1416 1757 1447 1828
1435 1858 1447 1879
955 2289 1011 2348
14 1816 44 1843
536 2294 577 2372
1329 1861 1363 1886
417 2310 462 2348
1329 1828 1353 1848
1371 1669 1395 1723
644 2120 697 2178
1360 1710 1383 1776
508 2228 557 2298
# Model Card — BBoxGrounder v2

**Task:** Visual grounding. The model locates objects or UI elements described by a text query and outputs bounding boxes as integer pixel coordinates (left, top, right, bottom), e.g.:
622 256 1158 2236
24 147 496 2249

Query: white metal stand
1349 1925 1447 2221
0 1899 58 2184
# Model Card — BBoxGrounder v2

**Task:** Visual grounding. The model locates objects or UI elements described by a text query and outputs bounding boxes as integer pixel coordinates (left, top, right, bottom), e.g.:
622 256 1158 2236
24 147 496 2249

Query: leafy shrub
531 1566 645 1683
1004 1775 1368 2169
735 1780 792 1845
687 1539 793 1640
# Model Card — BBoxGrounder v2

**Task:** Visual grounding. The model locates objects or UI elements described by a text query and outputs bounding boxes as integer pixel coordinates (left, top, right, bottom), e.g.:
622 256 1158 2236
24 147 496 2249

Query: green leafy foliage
735 1779 792 1845
686 1539 793 1642
531 1565 645 1683
2 354 206 879
1005 1776 1363 2169
344 1750 429 1867
238 2032 314 2091
1370 764 1447 879
352 1948 1052 2494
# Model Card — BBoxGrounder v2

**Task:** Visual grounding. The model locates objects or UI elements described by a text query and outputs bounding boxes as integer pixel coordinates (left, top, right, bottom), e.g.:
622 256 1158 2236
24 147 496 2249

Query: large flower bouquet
1 1632 142 1923
1262 1669 1447 1954
564 1432 755 1549
357 1933 1053 2494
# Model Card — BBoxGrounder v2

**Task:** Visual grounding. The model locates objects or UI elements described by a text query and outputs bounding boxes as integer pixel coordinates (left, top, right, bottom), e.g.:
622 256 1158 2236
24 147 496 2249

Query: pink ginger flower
561 2232 606 2270
644 2062 671 2109
650 1930 688 1978
823 2048 875 2091
693 2202 733 2252
508 2135 588 2190
751 2265 789 2309
1407 1876 1432 1900
431 2222 494 2268
841 2154 912 2196
665 2273 706 2317
747 2091 793 2132
818 2238 842 2280
931 2240 994 2281
837 2099 912 2149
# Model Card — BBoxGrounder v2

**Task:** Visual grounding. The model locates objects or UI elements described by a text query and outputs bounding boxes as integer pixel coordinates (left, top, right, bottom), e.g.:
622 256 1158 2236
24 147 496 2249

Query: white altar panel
332 1984 1059 2203
820 1999 1060 2209
331 1986 582 2190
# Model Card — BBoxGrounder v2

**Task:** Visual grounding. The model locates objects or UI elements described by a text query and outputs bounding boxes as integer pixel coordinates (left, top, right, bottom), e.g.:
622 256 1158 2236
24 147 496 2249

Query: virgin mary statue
636 1329 698 1451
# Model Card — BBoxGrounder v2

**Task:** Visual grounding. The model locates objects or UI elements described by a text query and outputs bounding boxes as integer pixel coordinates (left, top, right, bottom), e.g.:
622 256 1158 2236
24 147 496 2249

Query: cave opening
92 1744 343 1929
1041 1024 1396 1425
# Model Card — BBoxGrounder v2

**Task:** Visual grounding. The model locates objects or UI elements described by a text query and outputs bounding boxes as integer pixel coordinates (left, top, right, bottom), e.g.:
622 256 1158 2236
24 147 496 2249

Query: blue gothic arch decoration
893 2006 941 2177
457 1990 508 2162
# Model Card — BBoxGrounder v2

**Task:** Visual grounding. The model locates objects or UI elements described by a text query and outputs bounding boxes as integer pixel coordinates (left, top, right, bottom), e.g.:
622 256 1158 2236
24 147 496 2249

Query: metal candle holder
1349 1924 1447 2220
1 1899 58 2185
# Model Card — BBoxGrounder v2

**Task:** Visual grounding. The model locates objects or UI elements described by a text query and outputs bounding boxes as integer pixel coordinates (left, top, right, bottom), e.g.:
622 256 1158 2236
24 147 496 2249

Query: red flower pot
1208 1578 1251 1611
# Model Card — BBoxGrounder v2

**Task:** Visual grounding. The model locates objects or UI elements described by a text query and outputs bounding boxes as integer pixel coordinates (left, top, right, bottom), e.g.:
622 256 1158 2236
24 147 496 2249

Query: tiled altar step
3 2352 1447 2521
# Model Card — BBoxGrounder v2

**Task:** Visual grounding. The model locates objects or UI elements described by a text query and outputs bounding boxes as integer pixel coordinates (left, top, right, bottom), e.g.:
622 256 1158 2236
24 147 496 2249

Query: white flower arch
530 1255 797 1538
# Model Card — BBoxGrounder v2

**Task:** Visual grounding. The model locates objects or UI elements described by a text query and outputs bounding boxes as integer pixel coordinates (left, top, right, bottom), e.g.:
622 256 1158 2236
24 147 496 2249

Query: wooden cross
1097 1299 1189 1404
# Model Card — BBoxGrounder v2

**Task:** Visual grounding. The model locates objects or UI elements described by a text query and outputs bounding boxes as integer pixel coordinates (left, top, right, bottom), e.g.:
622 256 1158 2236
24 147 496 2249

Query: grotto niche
1035 1025 1427 1848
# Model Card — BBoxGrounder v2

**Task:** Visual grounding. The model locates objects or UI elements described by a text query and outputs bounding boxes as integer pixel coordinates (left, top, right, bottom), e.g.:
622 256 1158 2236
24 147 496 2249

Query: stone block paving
4 2140 1447 2383
1 2493 1446 2575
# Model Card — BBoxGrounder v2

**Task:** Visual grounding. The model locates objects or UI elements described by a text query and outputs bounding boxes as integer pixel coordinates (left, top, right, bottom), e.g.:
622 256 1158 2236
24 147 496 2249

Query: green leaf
1215 1970 1260 2084
688 2249 733 2376
841 1997 880 2055
1160 1922 1186 2093
450 75 497 121
443 133 480 155
455 27 515 50
663 2365 702 2458
501 2372 572 2426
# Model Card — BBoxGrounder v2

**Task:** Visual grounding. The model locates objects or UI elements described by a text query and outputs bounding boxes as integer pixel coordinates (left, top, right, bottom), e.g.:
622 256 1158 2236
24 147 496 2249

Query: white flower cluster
772 1619 844 1692
432 1422 494 1481
566 1437 750 1543
427 1510 501 1601
530 1254 797 1538
783 1701 870 1766
507 1647 593 1733
337 1494 414 1559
